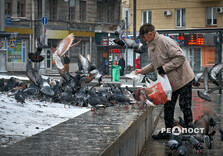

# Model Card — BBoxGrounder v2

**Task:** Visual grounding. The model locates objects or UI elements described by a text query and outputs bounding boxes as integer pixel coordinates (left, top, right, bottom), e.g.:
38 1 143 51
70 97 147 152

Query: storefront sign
187 34 204 46
109 49 120 53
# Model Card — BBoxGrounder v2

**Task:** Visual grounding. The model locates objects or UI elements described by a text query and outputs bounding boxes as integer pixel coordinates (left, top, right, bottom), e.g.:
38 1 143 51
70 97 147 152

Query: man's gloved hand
157 66 166 75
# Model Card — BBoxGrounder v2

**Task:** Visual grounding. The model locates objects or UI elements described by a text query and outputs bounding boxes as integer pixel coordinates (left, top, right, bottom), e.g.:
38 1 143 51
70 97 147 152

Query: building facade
3 0 122 73
122 0 223 74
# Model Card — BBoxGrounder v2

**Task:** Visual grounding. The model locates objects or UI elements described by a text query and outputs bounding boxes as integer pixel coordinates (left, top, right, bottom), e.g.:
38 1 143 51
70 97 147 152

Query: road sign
41 27 47 34
42 16 48 25
10 39 16 48
5 16 11 26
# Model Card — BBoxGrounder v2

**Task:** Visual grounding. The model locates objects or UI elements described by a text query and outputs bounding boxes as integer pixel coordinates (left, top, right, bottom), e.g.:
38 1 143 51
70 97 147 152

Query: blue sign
5 17 11 26
42 16 48 25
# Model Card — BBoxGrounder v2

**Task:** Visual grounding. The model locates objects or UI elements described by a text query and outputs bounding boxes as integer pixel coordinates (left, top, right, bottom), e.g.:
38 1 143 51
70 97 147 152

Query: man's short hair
138 23 155 38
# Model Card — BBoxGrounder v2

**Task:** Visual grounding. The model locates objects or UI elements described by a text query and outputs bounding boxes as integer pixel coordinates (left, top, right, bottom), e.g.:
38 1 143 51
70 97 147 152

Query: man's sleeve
142 63 154 74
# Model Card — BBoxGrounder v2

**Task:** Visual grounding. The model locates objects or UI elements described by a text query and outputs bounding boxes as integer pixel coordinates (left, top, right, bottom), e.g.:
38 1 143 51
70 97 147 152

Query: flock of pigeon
0 32 153 113
157 113 223 155
113 20 146 53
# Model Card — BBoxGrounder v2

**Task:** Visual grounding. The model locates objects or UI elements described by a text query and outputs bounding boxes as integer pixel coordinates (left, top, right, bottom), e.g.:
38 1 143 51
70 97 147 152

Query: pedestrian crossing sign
10 39 16 48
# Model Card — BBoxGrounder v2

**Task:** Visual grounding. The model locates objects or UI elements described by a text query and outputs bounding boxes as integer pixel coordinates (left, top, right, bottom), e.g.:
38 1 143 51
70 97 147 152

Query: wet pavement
141 89 223 156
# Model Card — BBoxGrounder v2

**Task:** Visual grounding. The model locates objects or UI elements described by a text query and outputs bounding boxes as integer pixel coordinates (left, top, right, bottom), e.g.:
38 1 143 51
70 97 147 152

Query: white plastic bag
145 74 172 105
124 71 145 85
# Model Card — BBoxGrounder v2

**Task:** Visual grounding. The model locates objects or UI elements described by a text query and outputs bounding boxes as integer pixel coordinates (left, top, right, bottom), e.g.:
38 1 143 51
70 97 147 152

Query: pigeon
167 134 180 150
219 128 223 142
178 116 185 127
23 84 40 99
113 20 125 46
195 113 211 135
14 90 26 105
0 78 4 88
197 67 211 101
28 45 44 62
190 135 204 151
125 86 135 98
51 81 61 96
77 53 102 83
209 117 216 128
26 60 39 86
97 90 113 107
52 33 81 69
123 38 144 53
60 91 75 108
208 63 223 86
75 89 88 107
77 53 92 74
87 89 106 111
192 72 203 87
11 81 27 92
194 134 212 149
123 89 137 104
208 130 216 141
177 141 187 156
37 76 54 97
2 77 17 92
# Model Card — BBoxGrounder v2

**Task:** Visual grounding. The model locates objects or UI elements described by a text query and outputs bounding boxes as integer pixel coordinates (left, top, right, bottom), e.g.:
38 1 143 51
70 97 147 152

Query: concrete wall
101 107 154 156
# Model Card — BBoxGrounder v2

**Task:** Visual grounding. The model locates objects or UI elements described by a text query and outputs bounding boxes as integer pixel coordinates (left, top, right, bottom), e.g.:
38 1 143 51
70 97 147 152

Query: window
49 0 57 20
108 4 114 23
17 0 25 17
80 1 86 21
97 1 103 22
37 0 42 19
69 0 76 20
176 9 185 27
5 0 12 16
206 7 217 25
142 10 152 24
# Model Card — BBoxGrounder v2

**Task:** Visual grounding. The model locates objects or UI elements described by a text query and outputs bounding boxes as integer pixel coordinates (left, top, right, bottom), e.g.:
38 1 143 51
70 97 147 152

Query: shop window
176 8 185 27
188 47 201 72
206 7 217 26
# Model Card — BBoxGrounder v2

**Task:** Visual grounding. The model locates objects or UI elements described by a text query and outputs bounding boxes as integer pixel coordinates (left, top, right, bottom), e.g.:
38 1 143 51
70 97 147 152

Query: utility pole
133 0 136 70
0 0 8 73
0 0 5 32
218 31 222 94
39 0 46 75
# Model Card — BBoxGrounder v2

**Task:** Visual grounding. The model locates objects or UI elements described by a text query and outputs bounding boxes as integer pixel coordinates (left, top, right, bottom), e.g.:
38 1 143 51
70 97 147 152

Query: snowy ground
0 74 90 147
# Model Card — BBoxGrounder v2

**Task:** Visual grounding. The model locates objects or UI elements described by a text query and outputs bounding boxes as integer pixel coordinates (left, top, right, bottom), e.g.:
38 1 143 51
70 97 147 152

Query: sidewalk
141 90 223 156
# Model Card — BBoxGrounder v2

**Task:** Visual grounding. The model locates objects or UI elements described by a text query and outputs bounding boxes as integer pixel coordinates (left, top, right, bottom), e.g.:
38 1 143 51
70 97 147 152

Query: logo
161 126 205 135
